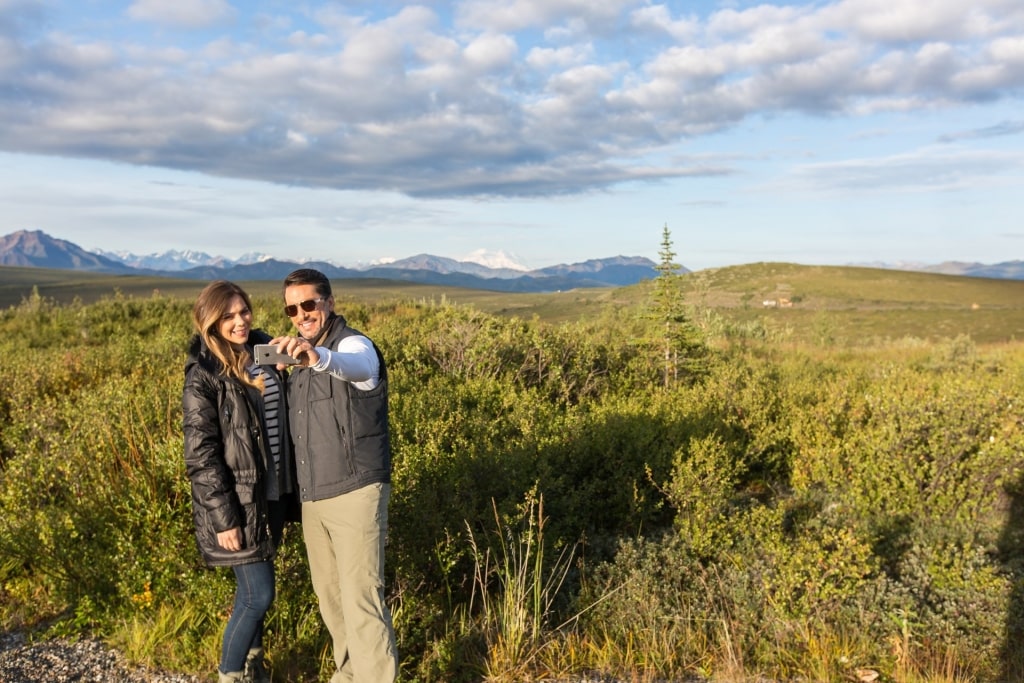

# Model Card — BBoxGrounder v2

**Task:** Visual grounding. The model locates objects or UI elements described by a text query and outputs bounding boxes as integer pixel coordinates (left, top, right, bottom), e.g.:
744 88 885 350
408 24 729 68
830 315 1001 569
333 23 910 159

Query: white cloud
525 45 589 70
39 32 119 69
939 120 1024 141
951 62 1016 94
989 35 1024 62
706 3 810 40
0 0 1019 200
463 33 518 72
629 4 699 41
310 6 368 39
455 0 635 33
821 0 1024 43
286 31 332 50
127 0 235 29
781 146 1024 194
547 63 616 97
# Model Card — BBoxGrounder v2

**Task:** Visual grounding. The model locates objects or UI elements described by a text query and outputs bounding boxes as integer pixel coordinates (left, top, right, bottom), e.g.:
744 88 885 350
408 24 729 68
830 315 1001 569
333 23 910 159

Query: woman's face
216 294 252 346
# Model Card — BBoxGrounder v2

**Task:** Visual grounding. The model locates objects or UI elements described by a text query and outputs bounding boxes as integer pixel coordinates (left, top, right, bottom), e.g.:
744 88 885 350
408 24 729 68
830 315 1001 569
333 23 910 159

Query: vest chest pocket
310 375 335 402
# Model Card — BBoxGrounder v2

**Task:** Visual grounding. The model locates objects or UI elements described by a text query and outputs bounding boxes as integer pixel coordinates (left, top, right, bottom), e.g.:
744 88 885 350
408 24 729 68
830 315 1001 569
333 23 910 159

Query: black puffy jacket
182 331 285 567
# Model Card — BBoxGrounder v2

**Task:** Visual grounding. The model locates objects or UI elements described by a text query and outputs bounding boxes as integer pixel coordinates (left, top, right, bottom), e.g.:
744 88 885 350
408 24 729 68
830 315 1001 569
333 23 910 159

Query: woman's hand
217 527 243 551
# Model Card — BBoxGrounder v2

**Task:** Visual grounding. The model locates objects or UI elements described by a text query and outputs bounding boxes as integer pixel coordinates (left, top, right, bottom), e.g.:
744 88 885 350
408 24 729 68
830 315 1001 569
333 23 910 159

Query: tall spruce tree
651 224 705 386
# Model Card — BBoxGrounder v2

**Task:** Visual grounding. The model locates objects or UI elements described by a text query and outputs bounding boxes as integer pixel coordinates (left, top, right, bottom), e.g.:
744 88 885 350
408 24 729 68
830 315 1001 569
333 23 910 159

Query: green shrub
2 290 1023 682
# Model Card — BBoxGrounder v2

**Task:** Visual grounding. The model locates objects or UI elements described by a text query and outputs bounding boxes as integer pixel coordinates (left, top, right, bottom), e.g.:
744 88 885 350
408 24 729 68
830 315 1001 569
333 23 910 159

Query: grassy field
679 262 1024 344
4 261 1024 681
4 261 1024 344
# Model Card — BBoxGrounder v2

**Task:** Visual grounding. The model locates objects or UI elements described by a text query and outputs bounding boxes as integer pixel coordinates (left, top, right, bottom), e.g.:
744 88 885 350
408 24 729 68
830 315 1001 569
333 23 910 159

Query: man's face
284 283 333 340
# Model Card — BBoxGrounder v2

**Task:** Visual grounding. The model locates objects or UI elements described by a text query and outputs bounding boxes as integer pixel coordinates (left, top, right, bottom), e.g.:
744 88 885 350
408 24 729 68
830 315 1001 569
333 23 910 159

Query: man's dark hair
283 268 332 298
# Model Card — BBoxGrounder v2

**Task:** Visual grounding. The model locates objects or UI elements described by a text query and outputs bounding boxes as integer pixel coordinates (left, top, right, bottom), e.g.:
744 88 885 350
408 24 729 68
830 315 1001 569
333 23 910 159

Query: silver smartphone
253 344 301 366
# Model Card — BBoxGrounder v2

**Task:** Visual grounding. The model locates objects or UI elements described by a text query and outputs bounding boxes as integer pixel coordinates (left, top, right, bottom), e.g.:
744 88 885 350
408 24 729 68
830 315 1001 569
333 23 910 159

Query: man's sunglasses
284 297 326 317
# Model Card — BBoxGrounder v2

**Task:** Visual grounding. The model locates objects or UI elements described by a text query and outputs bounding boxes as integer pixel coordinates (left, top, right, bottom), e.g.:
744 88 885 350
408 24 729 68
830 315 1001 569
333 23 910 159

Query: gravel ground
0 630 691 683
0 631 202 683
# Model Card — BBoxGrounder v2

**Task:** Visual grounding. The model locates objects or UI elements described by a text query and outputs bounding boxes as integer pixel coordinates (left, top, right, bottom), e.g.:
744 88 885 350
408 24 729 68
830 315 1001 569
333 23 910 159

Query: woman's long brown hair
191 280 263 391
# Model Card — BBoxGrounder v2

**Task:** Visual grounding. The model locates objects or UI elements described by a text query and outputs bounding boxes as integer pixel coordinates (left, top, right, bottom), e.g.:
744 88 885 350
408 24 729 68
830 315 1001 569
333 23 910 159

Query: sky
0 0 1022 272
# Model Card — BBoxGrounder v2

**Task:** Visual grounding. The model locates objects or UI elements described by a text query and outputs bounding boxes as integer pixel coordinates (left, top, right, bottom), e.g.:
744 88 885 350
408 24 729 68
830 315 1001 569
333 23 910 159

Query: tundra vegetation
1 259 1024 682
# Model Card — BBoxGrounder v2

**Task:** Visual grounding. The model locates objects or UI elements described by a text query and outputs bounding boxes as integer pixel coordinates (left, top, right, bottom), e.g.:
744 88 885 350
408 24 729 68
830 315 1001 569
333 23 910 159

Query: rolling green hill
675 262 1024 345
4 262 1024 344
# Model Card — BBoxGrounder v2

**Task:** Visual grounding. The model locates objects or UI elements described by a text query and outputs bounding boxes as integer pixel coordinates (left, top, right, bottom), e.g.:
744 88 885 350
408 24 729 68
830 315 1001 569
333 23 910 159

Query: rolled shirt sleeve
310 334 380 390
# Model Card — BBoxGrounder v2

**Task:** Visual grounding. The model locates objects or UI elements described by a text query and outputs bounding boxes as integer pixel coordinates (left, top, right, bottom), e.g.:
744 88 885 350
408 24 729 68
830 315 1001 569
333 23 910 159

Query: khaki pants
302 483 398 683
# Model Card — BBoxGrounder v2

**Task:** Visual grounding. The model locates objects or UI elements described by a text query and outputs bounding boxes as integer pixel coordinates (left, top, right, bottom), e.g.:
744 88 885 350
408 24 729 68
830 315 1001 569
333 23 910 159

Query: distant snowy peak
234 252 276 265
382 253 529 279
461 249 529 272
358 250 526 272
236 252 344 267
96 248 277 271
97 248 224 271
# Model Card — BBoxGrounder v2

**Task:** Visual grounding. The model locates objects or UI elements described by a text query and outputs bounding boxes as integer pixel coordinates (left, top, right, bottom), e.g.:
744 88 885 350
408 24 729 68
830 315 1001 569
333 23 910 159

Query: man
271 268 398 683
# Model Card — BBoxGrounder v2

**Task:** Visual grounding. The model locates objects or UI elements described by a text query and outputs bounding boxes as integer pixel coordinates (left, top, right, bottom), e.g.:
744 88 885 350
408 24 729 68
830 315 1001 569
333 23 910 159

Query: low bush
1 290 1022 682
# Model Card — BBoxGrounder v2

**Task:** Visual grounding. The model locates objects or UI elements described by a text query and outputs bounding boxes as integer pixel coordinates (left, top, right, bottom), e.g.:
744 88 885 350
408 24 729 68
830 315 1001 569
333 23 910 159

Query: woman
182 280 295 683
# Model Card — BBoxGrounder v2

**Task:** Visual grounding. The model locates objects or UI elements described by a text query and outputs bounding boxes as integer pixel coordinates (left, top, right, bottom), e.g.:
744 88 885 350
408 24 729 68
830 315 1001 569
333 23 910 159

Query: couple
181 269 398 683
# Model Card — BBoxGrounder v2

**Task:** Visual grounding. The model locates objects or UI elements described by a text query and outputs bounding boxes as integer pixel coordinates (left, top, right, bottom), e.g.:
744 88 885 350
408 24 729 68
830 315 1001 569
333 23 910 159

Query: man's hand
268 336 320 369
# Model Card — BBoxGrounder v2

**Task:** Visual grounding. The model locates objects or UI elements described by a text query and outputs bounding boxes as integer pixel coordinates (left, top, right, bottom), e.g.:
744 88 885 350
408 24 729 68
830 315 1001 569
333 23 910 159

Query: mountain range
0 230 664 293
3 230 1023 292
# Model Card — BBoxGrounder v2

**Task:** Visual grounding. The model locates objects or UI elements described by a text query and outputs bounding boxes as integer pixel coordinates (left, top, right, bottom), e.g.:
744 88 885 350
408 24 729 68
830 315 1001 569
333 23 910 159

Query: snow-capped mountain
94 248 237 271
461 249 529 271
0 230 663 293
233 252 279 266
373 254 530 279
93 248 286 271
352 251 527 275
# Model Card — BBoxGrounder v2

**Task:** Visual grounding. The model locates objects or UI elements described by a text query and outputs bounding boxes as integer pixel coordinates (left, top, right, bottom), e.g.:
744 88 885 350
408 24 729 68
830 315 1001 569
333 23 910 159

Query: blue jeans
219 500 286 674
